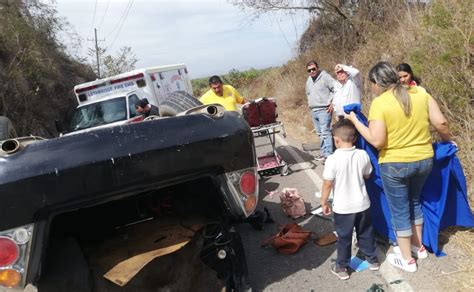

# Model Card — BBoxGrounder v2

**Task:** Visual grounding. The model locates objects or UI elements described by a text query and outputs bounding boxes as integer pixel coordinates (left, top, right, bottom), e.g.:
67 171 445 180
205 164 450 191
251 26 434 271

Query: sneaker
387 253 417 272
314 155 326 162
368 262 380 271
393 244 428 259
330 264 350 280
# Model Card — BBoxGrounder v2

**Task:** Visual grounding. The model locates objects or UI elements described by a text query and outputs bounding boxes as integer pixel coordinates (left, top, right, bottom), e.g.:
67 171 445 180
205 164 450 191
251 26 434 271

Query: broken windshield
68 97 127 132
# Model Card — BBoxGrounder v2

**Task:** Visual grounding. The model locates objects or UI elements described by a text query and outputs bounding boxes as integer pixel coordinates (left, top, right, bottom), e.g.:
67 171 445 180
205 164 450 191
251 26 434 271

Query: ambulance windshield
68 97 127 132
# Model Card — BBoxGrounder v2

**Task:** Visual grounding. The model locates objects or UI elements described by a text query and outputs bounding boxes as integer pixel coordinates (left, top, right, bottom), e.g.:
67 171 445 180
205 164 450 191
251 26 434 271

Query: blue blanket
344 104 474 256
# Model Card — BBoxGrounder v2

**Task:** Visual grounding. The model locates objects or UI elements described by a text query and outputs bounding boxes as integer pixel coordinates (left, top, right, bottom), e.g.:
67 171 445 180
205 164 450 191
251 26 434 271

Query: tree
102 46 138 77
230 0 360 54
88 46 138 78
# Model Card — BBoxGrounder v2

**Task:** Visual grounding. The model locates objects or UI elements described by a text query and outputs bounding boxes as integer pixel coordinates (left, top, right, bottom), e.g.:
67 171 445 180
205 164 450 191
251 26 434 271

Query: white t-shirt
323 146 372 214
333 65 362 116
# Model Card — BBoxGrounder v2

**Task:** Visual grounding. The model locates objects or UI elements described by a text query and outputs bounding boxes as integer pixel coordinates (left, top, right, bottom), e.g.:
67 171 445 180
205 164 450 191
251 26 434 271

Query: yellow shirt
199 85 244 111
368 86 433 163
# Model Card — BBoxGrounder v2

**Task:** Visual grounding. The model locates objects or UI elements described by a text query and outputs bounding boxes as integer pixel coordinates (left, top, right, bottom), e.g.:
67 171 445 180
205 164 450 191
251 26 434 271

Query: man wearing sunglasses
305 60 337 161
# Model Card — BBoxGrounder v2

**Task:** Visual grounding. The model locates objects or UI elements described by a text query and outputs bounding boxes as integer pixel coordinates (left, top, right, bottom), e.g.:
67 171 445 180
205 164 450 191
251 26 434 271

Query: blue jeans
310 108 333 157
380 158 433 237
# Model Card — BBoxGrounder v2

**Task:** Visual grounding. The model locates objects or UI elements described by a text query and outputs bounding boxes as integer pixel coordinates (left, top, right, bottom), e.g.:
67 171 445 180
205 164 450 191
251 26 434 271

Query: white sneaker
393 244 428 259
387 253 417 272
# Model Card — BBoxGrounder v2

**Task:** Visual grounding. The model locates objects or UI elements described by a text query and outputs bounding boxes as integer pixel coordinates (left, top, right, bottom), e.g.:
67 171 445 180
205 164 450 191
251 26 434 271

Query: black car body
0 109 258 291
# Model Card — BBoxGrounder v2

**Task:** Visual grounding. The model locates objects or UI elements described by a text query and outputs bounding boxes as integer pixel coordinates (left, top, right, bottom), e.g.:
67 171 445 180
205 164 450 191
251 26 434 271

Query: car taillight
239 171 256 196
224 167 259 217
0 269 21 288
0 224 34 289
0 237 19 267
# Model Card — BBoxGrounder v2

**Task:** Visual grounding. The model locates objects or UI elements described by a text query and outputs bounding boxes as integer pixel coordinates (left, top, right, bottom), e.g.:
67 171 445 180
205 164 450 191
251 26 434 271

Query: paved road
237 133 463 292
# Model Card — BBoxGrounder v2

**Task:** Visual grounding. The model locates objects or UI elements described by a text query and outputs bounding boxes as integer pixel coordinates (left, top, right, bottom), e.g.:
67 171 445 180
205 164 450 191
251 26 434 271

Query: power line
105 0 132 39
108 0 134 50
98 0 111 30
86 0 99 40
270 12 292 51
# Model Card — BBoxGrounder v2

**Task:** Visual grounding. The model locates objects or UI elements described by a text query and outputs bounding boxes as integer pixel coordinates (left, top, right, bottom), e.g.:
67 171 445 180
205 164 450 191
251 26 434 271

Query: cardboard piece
104 240 190 286
314 232 338 246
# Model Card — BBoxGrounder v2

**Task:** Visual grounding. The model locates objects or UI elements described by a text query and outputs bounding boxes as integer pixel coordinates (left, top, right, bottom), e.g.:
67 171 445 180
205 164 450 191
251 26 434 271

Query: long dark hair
369 62 411 116
396 63 421 85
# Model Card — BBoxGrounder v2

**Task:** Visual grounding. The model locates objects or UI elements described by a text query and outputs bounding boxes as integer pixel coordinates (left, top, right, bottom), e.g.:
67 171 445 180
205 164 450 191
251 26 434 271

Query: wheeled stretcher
243 98 288 176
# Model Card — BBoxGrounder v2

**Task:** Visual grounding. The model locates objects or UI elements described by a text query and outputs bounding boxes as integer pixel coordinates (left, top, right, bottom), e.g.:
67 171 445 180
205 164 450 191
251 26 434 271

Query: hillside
239 0 473 195
0 1 95 137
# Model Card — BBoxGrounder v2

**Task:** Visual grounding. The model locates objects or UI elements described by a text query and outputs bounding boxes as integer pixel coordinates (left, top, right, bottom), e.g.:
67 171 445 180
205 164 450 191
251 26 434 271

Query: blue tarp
344 104 474 256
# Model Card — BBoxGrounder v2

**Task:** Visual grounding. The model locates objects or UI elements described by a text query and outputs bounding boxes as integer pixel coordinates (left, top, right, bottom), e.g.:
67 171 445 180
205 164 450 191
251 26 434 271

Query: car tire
0 116 17 140
159 91 202 117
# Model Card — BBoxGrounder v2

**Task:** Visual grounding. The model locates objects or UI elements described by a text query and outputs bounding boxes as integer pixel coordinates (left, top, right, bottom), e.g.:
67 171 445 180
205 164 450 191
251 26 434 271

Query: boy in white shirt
321 118 379 280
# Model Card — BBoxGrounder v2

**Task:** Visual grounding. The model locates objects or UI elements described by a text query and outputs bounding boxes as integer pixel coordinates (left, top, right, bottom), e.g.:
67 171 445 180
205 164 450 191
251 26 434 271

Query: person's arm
199 91 209 104
229 85 246 104
339 64 360 78
340 64 362 90
428 97 451 142
345 111 387 149
321 179 333 215
362 151 373 179
326 74 337 113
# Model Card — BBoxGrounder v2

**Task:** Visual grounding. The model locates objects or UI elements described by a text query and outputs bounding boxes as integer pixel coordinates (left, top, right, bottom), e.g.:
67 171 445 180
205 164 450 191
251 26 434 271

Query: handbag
262 223 312 254
279 188 306 218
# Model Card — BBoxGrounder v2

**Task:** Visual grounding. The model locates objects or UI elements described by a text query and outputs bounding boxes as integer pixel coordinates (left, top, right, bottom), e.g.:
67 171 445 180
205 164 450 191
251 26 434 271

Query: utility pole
88 28 105 78
94 28 101 78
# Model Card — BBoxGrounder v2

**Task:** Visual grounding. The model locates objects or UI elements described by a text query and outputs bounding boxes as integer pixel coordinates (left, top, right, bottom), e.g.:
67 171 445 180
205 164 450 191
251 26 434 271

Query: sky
51 0 311 78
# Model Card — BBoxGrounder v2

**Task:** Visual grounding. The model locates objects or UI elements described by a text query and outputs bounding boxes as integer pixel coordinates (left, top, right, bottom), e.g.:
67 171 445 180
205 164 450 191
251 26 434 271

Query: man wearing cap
305 60 337 161
135 99 160 118
332 64 362 118
200 75 245 111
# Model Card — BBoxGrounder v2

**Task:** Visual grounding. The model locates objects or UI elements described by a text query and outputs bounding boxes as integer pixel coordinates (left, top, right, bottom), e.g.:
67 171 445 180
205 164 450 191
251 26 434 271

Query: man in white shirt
332 64 362 118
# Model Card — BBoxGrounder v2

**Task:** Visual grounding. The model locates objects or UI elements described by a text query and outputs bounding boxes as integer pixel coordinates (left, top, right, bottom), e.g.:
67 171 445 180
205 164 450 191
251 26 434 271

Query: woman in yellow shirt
346 62 453 273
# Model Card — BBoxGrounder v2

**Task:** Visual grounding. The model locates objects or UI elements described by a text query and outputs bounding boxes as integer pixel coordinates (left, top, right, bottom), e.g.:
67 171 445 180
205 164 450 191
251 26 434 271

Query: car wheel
0 116 17 140
159 91 202 117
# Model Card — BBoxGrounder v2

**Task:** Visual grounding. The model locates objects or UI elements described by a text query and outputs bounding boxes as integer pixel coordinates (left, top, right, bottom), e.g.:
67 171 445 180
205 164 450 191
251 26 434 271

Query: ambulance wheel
159 91 202 117
0 116 17 141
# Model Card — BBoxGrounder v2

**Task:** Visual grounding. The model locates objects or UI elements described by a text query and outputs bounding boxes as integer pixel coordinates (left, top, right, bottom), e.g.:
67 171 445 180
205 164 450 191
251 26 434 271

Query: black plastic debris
245 207 274 230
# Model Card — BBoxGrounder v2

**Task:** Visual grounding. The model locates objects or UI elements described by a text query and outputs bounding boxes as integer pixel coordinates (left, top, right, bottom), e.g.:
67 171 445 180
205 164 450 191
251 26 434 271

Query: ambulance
65 64 195 134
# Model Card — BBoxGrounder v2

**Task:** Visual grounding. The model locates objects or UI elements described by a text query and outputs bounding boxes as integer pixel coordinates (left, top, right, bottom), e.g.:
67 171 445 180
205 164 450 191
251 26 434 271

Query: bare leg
397 236 413 260
411 224 423 247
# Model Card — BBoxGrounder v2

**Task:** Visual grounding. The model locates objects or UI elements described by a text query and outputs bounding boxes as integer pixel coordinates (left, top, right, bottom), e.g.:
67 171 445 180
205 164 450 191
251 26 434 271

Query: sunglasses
307 68 317 73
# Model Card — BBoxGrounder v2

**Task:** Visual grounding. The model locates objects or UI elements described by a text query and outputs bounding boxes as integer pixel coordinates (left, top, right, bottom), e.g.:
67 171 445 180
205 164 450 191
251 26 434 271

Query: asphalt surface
237 132 465 292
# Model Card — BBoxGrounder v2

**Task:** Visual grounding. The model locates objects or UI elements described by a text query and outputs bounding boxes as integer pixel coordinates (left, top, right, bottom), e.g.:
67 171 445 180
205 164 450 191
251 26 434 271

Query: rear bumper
0 112 255 230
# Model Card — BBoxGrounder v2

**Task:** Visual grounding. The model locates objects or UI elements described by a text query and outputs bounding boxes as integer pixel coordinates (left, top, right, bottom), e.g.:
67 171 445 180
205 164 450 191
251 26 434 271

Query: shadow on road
238 180 336 291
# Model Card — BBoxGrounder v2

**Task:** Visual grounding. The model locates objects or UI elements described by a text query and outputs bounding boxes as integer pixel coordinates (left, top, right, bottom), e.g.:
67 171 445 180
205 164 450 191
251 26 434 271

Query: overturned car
0 102 257 291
